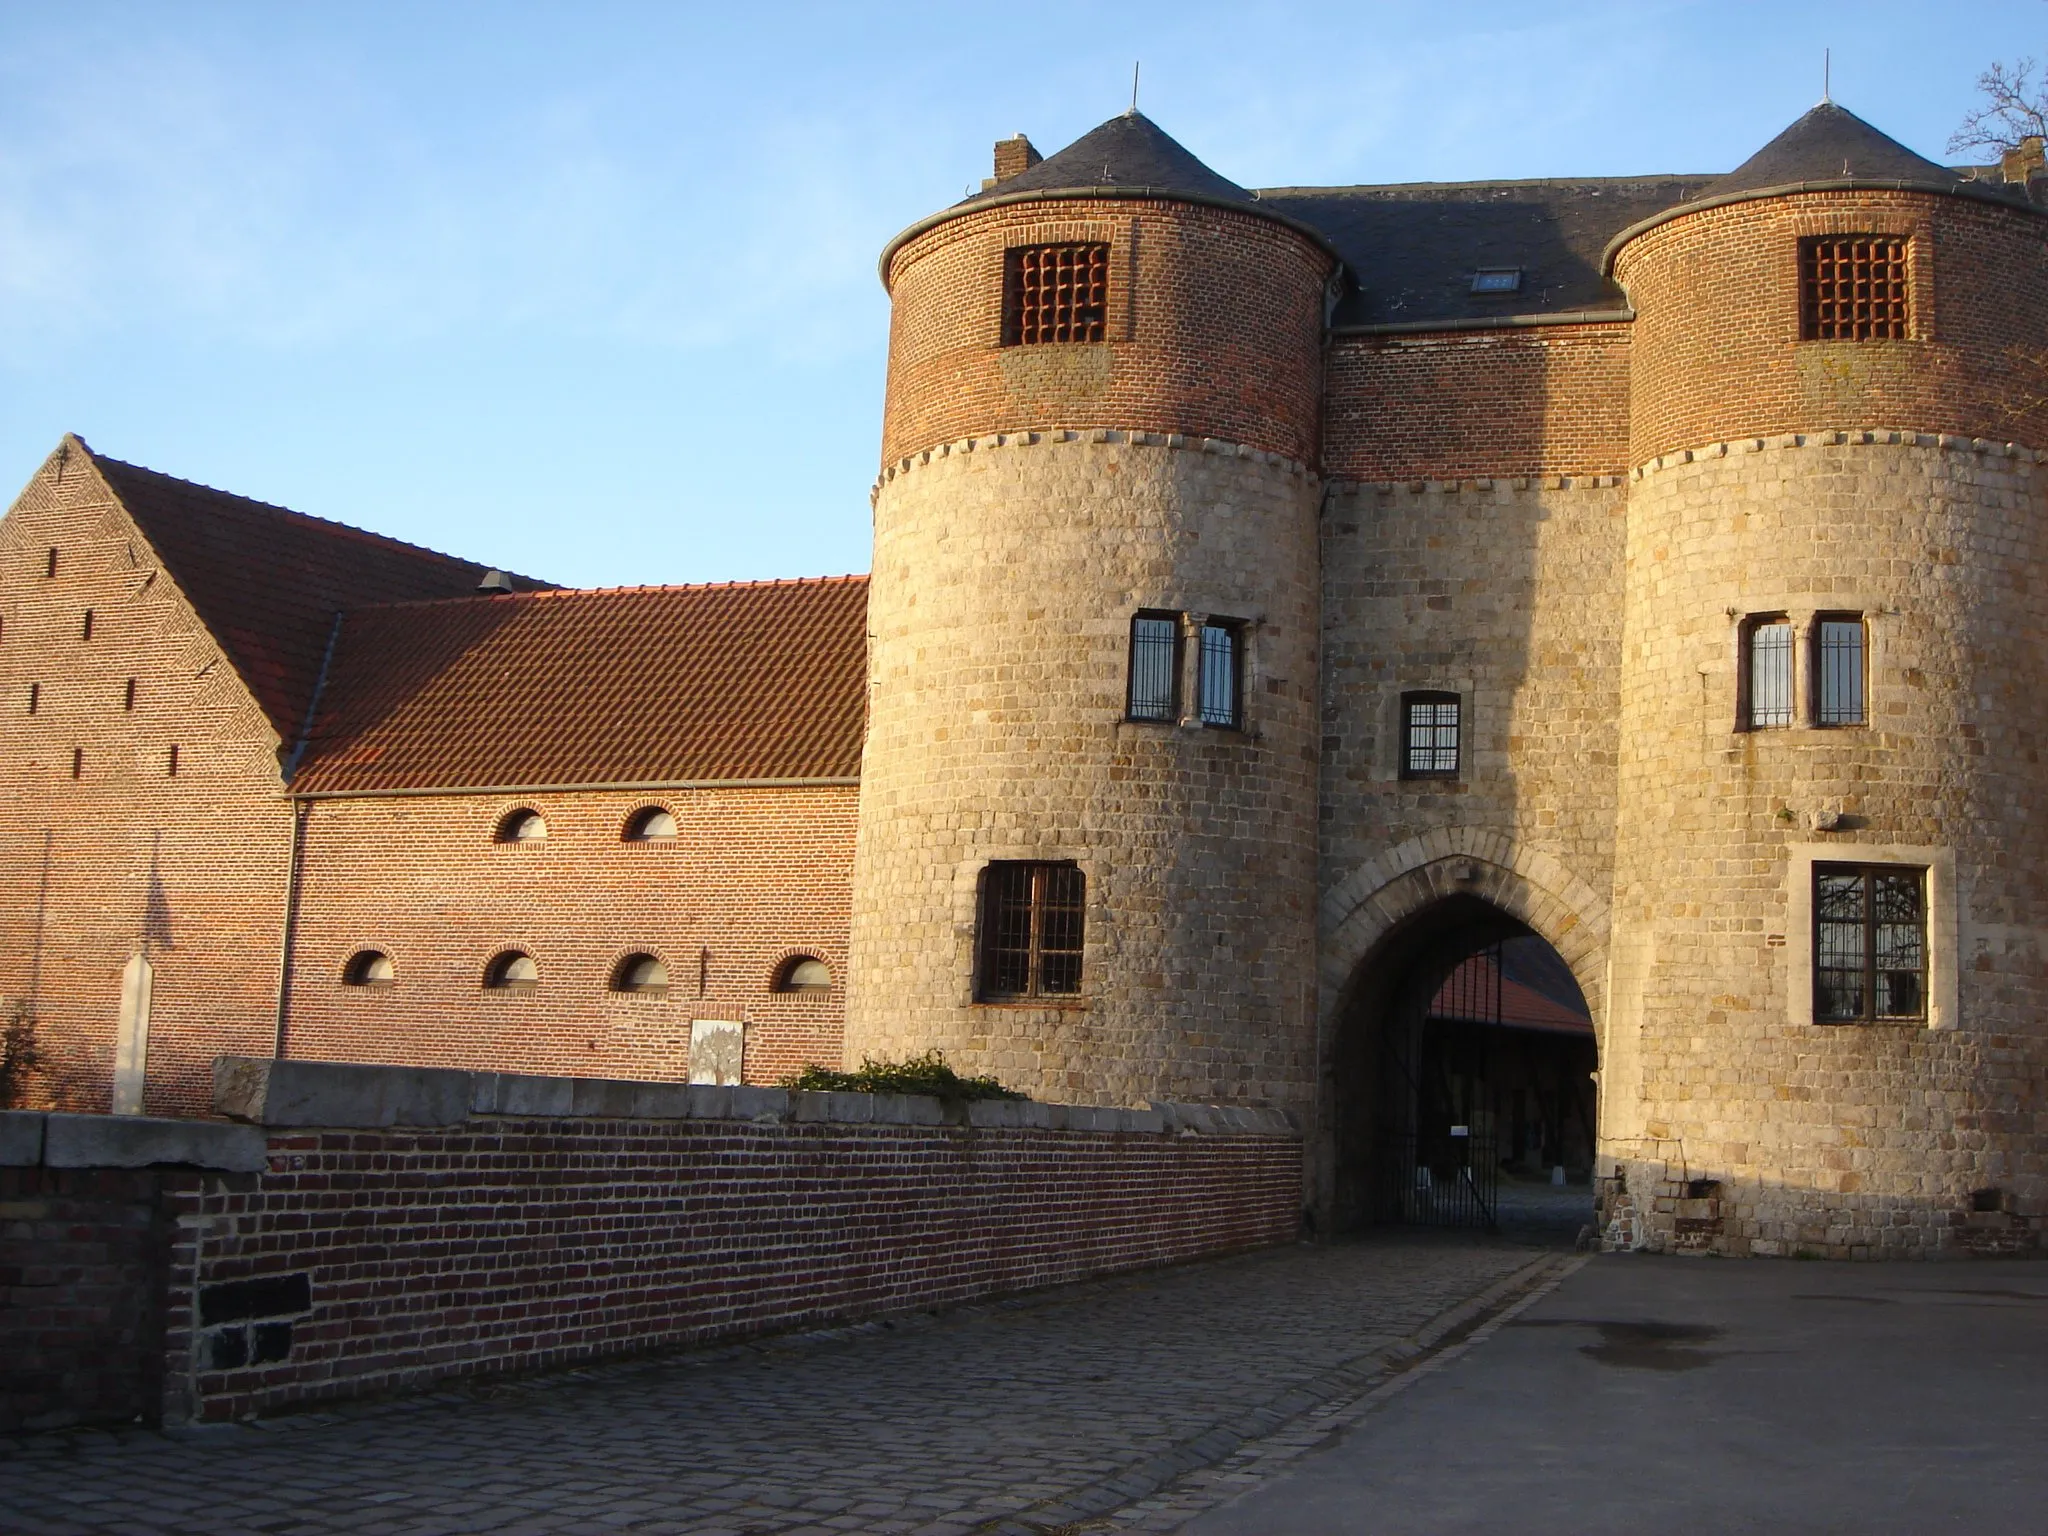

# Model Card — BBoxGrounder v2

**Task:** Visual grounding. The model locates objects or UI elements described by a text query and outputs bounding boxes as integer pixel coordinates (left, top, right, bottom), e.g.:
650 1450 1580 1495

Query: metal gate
1375 1127 1499 1230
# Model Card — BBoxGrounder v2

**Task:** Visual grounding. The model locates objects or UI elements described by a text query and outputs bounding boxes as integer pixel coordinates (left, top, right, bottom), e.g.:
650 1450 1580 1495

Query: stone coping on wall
0 1110 266 1172
870 428 1318 505
211 1055 1299 1138
1632 428 2046 481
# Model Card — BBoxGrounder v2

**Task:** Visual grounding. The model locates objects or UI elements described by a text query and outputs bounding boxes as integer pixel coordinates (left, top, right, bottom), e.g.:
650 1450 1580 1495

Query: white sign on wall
689 1019 744 1086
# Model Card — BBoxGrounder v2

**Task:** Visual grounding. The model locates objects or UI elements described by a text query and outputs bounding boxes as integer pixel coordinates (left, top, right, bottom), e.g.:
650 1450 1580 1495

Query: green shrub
783 1049 1026 1104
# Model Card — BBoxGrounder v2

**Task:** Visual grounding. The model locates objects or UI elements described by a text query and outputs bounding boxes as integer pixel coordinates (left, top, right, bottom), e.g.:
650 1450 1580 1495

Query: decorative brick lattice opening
1800 235 1908 340
1002 243 1109 346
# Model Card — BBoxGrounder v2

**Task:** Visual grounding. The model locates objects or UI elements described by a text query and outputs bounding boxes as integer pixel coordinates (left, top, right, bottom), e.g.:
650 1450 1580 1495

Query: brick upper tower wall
1615 191 2048 466
1322 323 1633 482
880 199 1332 466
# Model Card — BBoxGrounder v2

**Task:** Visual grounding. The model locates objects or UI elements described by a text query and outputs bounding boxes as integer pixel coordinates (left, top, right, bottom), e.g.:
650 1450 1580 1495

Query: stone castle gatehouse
5 99 2045 1258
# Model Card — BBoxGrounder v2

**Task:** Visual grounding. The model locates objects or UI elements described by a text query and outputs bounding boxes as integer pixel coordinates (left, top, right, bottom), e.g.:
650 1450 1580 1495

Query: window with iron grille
1127 612 1181 722
1800 235 1909 341
1197 620 1244 728
1814 863 1925 1022
1401 692 1460 778
1002 243 1109 346
977 861 1085 1000
1743 617 1794 730
1814 615 1865 726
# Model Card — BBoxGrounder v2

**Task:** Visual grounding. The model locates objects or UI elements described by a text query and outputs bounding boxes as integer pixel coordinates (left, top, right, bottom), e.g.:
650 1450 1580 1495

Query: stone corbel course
869 428 1319 505
212 1055 1298 1137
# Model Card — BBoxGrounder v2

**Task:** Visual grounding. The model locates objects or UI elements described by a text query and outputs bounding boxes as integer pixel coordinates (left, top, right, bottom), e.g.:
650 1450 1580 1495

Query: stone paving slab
3 1234 1559 1536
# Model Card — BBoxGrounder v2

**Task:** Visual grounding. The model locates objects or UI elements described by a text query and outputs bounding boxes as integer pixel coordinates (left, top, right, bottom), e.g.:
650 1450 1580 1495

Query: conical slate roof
972 111 1254 205
1695 101 1960 199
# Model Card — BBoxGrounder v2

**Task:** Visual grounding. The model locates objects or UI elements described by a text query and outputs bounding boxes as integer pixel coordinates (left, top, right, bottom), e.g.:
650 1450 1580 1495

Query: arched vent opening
342 950 394 987
624 807 678 842
774 956 832 995
611 953 670 997
484 951 539 991
495 808 547 844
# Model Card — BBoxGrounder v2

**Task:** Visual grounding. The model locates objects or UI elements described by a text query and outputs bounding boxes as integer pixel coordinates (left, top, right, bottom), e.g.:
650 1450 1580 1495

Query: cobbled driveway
6 1235 1562 1536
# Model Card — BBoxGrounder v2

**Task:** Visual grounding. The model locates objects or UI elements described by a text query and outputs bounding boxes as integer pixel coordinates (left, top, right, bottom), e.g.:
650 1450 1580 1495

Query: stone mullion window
1125 612 1182 722
1740 615 1794 730
1813 614 1866 727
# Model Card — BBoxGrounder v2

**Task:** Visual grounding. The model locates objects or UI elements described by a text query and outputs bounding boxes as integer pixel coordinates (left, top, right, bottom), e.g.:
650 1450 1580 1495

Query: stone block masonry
1 1059 1300 1429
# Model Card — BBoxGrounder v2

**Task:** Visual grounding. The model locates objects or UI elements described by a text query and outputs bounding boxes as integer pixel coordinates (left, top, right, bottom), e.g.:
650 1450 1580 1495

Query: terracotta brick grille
1800 235 1909 340
1002 243 1109 345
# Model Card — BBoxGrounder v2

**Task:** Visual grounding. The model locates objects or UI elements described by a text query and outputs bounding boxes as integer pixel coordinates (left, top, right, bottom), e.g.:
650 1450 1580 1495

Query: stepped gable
1265 176 1711 328
290 575 870 794
1694 101 1962 200
85 441 527 742
968 110 1255 205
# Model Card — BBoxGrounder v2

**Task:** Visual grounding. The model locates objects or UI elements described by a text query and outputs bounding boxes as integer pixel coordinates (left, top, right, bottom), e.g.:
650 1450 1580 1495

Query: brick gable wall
0 448 293 1116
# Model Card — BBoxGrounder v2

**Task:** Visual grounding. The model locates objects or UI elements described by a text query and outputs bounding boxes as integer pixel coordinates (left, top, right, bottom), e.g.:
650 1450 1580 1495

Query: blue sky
1 1 2037 587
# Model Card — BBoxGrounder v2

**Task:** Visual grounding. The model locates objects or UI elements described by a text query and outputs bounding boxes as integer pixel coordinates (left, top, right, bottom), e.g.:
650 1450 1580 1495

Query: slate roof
1265 177 1710 329
290 576 869 794
1695 101 1962 200
968 111 1255 206
85 440 527 742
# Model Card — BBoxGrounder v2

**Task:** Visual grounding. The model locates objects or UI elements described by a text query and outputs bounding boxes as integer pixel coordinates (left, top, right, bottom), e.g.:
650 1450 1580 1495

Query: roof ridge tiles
334 571 871 616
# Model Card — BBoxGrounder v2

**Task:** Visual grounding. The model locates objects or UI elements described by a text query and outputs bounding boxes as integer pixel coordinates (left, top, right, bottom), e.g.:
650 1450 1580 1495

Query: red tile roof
1428 954 1593 1035
86 441 524 741
290 577 870 793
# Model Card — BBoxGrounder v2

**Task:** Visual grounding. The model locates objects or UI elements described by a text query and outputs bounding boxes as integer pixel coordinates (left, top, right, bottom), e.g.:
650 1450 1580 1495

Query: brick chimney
985 134 1041 190
2002 135 2046 184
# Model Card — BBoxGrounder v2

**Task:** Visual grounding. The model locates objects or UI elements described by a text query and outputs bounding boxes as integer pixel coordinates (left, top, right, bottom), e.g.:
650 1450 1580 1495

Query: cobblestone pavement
4 1235 1563 1536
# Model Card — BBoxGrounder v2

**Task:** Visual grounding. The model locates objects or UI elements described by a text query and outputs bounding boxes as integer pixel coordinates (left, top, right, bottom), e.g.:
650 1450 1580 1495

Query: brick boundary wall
3 1059 1301 1429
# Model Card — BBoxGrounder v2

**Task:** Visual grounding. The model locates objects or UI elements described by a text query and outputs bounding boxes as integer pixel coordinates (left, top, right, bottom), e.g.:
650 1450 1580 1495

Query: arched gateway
1315 839 1610 1235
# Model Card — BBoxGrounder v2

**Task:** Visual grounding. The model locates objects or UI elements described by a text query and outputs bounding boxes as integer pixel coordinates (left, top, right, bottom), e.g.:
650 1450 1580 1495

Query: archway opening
1330 893 1597 1241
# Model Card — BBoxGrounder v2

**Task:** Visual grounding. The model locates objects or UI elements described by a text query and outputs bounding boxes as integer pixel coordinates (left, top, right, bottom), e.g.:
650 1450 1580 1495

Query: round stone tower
844 112 1339 1110
1602 102 2048 1254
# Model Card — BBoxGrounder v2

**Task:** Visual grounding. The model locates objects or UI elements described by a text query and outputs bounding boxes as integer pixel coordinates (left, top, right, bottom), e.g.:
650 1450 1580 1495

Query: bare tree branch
1949 58 2048 156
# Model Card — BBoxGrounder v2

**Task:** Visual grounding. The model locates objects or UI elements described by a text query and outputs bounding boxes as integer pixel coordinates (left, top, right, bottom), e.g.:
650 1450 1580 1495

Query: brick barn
7 97 2047 1256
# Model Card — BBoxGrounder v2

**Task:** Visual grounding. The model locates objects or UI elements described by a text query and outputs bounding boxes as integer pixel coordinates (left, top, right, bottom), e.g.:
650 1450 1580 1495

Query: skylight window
1470 268 1523 295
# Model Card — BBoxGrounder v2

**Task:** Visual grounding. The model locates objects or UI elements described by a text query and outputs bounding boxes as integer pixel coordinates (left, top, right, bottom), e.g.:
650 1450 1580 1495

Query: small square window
1470 268 1522 294
1401 692 1460 779
1800 235 1908 341
1002 243 1109 345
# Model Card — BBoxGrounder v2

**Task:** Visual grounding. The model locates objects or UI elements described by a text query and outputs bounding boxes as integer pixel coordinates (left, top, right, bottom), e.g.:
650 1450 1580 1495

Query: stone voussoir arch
1319 828 1610 1032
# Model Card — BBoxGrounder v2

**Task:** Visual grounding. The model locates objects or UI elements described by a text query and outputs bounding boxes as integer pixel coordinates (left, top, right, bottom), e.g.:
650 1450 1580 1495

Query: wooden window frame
1812 863 1927 1024
976 861 1086 1001
1400 691 1461 780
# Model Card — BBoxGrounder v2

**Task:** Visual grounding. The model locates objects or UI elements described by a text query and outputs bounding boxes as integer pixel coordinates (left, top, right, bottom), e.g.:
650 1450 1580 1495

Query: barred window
1401 692 1460 779
1801 235 1908 341
1744 617 1794 730
1815 615 1865 727
1198 620 1244 729
1814 864 1925 1022
1002 243 1109 345
1127 612 1181 722
977 861 1085 1000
